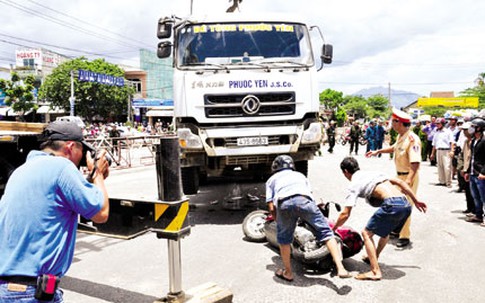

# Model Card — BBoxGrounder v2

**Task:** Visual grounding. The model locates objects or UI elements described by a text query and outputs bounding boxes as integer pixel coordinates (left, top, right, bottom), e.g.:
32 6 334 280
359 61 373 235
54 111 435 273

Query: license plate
237 136 268 146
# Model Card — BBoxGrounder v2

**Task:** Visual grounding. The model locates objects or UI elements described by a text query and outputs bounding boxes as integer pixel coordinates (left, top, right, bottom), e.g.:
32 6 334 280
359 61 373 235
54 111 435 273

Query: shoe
396 238 410 248
389 231 399 239
446 184 452 188
466 213 476 218
465 216 483 223
435 183 445 186
455 189 464 193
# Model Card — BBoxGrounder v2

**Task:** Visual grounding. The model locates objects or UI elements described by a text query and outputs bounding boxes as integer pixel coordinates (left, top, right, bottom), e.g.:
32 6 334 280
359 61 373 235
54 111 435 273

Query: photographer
0 121 110 302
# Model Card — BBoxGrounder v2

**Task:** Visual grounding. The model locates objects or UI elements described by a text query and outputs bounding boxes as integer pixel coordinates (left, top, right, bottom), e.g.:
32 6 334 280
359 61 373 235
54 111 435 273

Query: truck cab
157 13 332 194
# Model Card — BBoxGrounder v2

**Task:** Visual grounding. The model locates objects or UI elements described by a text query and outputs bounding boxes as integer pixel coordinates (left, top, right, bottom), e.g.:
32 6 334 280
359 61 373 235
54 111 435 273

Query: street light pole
69 70 75 116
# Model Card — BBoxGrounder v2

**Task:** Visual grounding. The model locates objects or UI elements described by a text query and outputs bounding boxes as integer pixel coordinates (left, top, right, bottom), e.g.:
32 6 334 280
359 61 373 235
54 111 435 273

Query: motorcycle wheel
292 234 343 264
242 210 268 242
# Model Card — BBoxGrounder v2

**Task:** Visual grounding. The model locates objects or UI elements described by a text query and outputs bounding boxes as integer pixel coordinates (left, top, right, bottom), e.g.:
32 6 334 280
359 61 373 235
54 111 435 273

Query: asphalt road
63 143 485 303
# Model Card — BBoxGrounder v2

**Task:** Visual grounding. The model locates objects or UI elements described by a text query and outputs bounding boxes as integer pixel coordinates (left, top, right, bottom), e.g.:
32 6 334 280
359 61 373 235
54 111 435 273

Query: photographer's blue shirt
0 150 104 277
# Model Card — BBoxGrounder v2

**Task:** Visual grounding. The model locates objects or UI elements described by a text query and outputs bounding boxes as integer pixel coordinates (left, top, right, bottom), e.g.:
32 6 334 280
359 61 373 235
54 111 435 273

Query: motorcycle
242 201 363 269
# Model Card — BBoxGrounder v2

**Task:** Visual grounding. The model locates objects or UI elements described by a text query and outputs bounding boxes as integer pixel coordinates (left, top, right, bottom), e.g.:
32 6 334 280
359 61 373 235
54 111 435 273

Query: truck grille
225 155 273 165
204 92 295 118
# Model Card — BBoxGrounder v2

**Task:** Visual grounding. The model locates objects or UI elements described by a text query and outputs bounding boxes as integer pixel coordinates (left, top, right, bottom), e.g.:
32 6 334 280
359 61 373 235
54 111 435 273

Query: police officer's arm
389 178 427 213
406 162 420 186
366 145 394 158
87 150 110 223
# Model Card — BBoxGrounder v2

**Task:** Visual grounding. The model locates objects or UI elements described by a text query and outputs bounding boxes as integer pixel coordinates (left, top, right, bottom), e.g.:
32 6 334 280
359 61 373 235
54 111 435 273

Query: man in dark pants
422 116 437 166
326 120 337 153
349 120 361 155
464 117 485 226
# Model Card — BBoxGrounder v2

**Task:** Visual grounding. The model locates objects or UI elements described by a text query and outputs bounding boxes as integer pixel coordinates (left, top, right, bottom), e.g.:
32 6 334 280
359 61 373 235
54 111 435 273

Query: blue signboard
0 89 5 106
78 69 125 87
132 98 173 107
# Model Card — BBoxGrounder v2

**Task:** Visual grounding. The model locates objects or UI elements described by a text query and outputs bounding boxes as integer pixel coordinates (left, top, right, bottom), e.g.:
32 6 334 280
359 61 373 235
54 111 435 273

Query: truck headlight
177 128 203 149
301 122 322 144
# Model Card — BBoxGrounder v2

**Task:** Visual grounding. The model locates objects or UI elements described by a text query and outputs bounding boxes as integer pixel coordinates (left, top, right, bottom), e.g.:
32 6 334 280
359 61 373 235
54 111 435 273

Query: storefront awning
37 105 65 114
146 109 174 117
0 107 10 116
8 109 34 116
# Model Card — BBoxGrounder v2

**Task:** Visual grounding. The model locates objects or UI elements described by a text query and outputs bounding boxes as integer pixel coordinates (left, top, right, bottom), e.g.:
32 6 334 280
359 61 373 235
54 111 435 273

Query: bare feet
338 271 353 279
355 271 381 281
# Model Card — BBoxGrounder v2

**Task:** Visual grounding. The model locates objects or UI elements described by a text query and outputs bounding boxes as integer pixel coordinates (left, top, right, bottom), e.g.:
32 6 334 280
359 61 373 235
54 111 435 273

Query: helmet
436 118 446 125
271 155 295 173
471 117 485 128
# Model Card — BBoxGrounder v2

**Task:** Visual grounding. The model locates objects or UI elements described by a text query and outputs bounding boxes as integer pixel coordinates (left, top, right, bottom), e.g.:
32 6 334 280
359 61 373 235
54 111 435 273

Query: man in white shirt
430 118 455 187
332 157 427 281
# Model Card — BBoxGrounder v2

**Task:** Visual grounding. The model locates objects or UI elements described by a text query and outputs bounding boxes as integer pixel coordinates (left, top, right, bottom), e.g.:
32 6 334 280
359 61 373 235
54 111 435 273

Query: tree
457 72 485 109
0 72 36 121
38 57 133 121
319 88 343 110
366 94 390 118
342 95 368 120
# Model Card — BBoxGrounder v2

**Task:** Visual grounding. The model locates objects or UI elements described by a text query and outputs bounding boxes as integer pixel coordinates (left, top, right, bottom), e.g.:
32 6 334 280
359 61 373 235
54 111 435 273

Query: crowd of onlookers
324 112 485 227
82 120 173 139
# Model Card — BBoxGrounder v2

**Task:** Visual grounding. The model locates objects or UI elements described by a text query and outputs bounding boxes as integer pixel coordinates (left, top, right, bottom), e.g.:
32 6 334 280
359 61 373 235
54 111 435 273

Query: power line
0 0 147 50
26 0 153 49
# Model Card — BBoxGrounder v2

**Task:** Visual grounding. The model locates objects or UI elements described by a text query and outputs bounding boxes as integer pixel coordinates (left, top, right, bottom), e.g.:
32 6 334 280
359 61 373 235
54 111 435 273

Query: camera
80 149 112 167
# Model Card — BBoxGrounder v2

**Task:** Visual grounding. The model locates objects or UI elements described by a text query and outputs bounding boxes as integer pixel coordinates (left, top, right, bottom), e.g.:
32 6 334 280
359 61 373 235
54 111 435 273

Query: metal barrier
85 135 162 168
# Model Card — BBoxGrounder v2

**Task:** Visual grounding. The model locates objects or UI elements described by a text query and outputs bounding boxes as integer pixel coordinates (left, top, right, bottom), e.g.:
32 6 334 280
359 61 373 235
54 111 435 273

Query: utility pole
69 70 75 116
388 82 392 109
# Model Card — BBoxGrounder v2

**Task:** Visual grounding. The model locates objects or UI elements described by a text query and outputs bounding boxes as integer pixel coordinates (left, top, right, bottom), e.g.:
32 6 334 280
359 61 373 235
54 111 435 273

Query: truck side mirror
321 44 333 64
157 18 173 39
157 41 172 58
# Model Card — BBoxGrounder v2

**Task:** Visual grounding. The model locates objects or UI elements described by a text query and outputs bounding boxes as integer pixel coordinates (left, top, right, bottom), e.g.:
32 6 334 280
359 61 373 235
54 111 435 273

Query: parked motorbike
242 201 363 269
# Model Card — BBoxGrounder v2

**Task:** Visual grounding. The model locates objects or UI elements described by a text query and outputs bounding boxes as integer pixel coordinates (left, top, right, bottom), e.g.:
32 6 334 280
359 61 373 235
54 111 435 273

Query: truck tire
181 167 199 195
295 160 308 176
242 210 268 242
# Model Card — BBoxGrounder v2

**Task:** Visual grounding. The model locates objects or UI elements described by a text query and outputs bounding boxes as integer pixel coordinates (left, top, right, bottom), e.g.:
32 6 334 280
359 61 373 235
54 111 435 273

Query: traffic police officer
366 108 422 247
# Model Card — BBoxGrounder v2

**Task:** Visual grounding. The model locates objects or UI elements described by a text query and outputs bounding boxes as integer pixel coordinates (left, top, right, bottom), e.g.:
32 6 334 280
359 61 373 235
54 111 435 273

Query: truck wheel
242 210 268 242
181 167 199 195
295 160 308 176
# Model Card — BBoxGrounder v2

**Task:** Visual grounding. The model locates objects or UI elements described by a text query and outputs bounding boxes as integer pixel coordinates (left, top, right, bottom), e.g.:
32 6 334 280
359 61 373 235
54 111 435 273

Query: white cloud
1 0 484 96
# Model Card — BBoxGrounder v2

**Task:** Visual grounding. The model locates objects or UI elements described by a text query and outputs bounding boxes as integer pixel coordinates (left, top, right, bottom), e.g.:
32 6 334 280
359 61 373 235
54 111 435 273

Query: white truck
156 13 333 194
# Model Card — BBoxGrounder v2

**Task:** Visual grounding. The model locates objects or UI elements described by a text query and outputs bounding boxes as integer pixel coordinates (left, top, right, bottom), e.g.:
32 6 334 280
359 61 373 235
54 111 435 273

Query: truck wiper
186 62 229 74
232 61 271 72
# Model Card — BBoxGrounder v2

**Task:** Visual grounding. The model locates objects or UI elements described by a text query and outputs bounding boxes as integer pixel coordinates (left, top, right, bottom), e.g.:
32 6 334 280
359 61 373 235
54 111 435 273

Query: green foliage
334 107 347 125
319 88 343 109
39 57 133 121
457 72 485 109
0 72 37 121
421 106 447 117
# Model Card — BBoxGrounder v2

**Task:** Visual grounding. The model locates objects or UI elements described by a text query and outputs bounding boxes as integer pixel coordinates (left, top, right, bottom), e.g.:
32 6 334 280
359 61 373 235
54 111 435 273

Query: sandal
275 269 293 282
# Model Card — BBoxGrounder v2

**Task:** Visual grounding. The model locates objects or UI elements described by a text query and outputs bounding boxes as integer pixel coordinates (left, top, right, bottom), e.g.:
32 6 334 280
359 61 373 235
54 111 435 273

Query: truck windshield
176 22 313 68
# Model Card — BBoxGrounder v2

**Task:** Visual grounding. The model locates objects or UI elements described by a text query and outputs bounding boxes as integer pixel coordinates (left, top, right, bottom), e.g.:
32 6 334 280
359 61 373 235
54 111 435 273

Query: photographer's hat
42 120 94 152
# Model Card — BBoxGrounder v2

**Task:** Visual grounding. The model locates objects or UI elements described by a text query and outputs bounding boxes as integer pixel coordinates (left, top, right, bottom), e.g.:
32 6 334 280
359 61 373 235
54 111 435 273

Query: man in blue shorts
266 155 351 282
332 157 427 281
0 121 110 302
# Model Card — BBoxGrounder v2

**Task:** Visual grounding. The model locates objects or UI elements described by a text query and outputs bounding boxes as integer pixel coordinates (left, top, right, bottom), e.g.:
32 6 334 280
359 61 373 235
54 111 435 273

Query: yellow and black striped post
154 136 190 300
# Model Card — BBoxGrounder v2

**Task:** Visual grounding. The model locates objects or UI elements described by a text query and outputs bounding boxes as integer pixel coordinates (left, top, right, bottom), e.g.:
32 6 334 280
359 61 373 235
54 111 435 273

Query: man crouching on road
266 155 351 282
0 121 110 302
333 157 427 281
